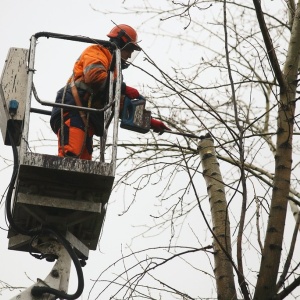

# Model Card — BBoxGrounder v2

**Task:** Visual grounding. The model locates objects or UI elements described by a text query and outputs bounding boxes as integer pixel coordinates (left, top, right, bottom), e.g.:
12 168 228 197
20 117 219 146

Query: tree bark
254 1 300 299
199 136 237 300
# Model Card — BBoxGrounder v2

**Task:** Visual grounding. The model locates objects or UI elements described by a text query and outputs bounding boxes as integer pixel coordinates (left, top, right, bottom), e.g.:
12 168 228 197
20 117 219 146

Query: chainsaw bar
163 130 204 139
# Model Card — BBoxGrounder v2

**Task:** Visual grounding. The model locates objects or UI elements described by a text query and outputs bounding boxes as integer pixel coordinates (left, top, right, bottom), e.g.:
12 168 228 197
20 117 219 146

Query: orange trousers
57 117 94 160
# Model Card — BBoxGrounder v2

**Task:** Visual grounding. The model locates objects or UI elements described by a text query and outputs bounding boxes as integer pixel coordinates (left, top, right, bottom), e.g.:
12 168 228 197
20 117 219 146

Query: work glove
150 118 171 135
124 85 139 99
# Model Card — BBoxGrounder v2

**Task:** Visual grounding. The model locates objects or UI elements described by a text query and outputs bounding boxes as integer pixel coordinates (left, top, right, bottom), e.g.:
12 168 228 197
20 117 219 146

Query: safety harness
60 75 93 158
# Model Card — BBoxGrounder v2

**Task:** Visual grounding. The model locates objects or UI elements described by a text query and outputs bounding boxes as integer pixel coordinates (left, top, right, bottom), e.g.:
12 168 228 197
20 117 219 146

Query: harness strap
70 84 88 126
69 75 91 127
61 76 93 158
70 80 94 94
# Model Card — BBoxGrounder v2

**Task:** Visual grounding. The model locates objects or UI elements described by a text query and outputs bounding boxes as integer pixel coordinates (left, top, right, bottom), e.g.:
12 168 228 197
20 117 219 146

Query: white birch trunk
199 135 237 300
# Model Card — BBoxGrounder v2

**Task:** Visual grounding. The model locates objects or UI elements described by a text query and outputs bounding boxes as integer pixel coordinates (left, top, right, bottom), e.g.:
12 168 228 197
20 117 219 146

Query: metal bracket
10 240 71 300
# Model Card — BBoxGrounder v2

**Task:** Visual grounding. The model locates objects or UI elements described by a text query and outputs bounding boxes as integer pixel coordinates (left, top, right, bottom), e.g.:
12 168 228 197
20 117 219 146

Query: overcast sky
0 1 174 299
0 1 203 299
1 1 298 300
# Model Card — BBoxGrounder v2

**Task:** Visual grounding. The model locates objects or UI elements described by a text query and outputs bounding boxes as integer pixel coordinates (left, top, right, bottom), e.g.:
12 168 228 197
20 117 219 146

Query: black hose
6 121 84 299
31 228 84 299
5 122 27 235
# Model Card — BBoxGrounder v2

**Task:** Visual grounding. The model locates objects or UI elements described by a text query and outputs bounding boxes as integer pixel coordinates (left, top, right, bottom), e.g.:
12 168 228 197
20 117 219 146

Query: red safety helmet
107 24 141 51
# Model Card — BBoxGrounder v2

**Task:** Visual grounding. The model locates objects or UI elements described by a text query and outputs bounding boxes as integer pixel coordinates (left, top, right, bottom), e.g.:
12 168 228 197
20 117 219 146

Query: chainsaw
120 95 203 139
120 95 151 133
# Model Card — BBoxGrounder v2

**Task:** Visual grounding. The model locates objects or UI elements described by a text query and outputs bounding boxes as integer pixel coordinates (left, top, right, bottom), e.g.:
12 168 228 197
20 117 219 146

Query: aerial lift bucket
1 32 122 259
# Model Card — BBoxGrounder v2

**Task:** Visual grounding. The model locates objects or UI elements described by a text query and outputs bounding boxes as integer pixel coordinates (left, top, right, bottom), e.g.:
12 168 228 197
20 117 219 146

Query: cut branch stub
198 135 237 300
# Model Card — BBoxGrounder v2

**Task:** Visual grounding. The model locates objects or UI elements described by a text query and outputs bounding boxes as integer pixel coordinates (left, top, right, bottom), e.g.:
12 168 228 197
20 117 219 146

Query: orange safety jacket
70 44 114 104
51 44 116 136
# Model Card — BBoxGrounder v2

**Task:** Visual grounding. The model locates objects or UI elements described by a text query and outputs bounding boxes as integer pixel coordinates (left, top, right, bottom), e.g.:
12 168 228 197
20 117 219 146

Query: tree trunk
199 136 237 300
254 1 300 299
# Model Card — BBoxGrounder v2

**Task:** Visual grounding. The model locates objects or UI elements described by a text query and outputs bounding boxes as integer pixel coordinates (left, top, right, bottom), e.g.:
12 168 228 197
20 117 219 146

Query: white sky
0 1 202 299
1 1 299 300
0 0 137 297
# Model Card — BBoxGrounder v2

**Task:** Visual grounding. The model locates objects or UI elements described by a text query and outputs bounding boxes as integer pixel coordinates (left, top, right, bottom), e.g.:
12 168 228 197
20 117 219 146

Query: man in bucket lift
50 24 170 160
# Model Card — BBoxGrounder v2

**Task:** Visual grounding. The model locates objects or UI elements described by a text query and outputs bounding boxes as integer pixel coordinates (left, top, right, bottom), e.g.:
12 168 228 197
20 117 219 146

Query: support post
10 239 71 300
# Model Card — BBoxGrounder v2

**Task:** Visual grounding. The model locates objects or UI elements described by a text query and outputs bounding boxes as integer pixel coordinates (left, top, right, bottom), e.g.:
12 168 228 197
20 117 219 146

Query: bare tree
87 0 300 299
2 0 300 299
253 0 300 298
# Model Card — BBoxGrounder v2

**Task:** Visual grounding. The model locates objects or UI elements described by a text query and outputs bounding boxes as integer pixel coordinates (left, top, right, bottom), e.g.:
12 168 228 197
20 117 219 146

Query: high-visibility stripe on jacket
71 44 113 96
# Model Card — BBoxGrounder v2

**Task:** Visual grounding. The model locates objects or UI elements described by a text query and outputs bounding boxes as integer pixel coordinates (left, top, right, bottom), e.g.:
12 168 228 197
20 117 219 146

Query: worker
50 24 170 160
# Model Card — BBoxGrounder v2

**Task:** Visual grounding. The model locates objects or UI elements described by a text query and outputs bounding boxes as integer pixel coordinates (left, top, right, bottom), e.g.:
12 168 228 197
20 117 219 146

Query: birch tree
253 0 300 298
199 135 237 300
88 1 300 299
2 1 300 299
